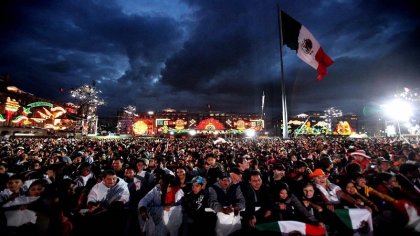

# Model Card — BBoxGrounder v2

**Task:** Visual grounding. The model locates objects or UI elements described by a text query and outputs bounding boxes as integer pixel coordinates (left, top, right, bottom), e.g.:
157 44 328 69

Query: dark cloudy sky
1 0 419 119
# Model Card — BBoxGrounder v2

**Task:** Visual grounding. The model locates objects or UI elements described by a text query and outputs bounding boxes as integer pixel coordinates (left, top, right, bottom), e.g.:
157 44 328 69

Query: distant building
0 79 80 134
117 108 264 136
271 111 358 136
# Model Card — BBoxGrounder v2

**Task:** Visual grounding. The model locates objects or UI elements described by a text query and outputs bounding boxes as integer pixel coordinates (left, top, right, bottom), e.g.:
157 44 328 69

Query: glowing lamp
245 129 256 138
382 99 413 122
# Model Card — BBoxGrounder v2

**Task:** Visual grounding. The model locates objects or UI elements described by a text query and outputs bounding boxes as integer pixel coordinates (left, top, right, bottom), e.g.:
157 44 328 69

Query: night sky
1 0 419 119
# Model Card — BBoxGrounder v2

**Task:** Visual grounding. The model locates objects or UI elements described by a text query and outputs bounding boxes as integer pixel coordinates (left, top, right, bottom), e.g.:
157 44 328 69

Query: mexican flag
281 10 334 81
335 208 373 235
256 221 326 236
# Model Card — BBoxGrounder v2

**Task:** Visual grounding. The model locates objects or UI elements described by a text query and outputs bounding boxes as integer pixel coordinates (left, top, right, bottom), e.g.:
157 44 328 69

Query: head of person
31 161 42 171
136 158 149 172
7 174 24 193
318 156 334 173
352 173 367 188
345 162 362 178
80 162 92 177
229 167 243 184
351 150 370 161
399 163 419 180
0 162 8 174
344 180 357 195
273 163 286 177
124 166 136 180
378 172 399 188
206 153 217 166
176 166 187 179
249 170 262 191
112 158 124 171
236 156 250 171
377 157 392 171
191 176 205 194
302 182 315 200
28 179 46 197
295 161 308 173
218 172 231 190
278 183 290 200
148 158 156 168
102 170 118 188
309 169 328 185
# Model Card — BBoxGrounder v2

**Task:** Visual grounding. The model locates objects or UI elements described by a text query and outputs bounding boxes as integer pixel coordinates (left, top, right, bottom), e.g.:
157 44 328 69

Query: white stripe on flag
296 25 321 70
348 208 373 231
279 221 306 234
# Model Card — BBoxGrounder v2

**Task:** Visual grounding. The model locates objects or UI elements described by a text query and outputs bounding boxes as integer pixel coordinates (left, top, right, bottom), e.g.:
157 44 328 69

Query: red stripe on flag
315 47 334 81
306 224 326 236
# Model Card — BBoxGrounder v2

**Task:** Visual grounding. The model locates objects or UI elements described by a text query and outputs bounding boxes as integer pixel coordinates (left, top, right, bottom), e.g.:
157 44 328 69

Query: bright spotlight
382 99 413 122
188 130 197 136
245 129 256 138
169 131 174 135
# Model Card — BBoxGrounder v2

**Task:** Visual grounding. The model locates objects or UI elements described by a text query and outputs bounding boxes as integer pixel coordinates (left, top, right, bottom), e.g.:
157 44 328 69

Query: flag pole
277 5 289 139
261 91 265 120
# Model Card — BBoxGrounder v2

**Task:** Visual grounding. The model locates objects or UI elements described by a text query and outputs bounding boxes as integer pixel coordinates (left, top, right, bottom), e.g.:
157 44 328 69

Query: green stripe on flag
256 221 281 232
335 209 353 230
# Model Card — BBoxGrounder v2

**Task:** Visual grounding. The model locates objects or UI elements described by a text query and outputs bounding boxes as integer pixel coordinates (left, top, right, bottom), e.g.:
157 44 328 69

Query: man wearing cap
350 150 371 173
377 157 395 174
208 172 245 236
181 176 214 236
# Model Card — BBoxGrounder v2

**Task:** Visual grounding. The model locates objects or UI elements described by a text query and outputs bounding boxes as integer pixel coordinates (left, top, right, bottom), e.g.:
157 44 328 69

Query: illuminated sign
196 118 225 130
5 97 20 112
133 120 148 135
250 119 264 130
27 102 53 108
175 119 185 130
336 121 353 135
156 118 170 126
235 119 246 131
11 116 28 123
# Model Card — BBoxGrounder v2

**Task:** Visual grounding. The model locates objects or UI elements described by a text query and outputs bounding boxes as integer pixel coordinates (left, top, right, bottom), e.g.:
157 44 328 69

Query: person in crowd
241 170 274 232
175 166 191 193
229 167 243 185
235 156 251 182
135 158 156 195
272 182 322 226
112 157 126 179
205 153 225 187
181 176 215 236
396 163 420 205
139 173 184 236
288 160 310 197
350 150 371 173
78 169 129 236
208 172 245 236
0 174 24 206
376 157 395 174
300 182 324 221
341 179 378 213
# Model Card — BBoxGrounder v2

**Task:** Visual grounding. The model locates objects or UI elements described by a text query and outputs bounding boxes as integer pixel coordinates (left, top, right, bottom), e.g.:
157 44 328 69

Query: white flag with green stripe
335 208 373 235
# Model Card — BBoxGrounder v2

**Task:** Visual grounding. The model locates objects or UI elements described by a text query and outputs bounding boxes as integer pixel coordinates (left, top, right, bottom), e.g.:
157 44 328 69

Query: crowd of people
0 136 419 236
